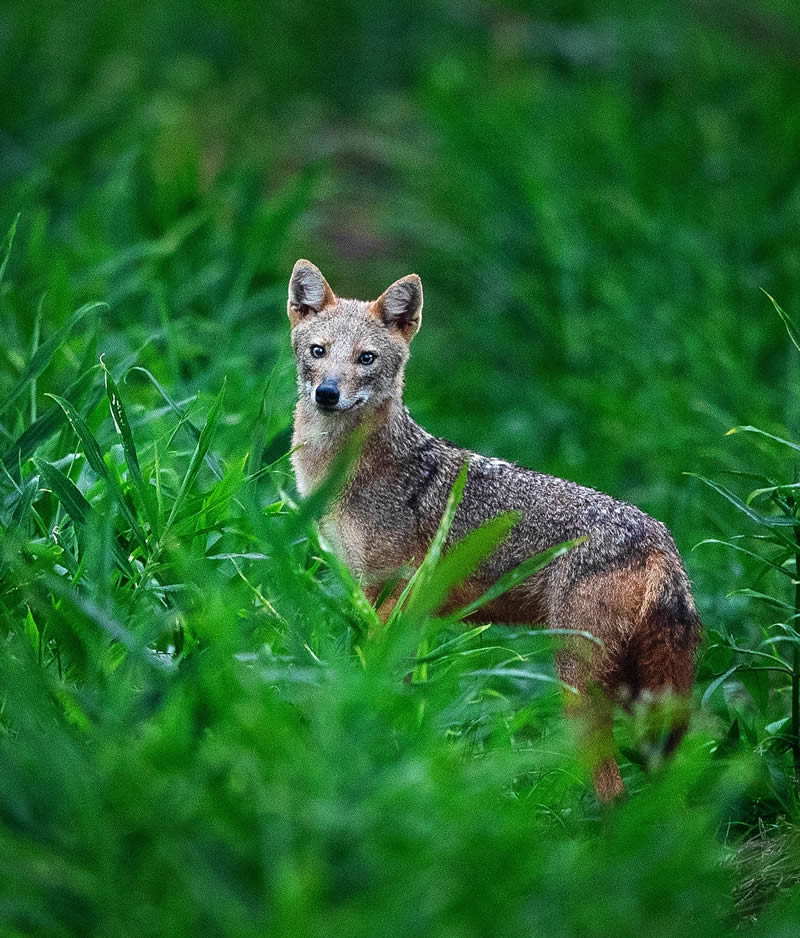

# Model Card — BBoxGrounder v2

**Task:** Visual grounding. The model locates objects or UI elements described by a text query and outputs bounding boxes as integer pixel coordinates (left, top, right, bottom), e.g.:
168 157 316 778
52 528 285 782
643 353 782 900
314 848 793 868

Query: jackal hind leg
551 558 657 801
557 648 625 803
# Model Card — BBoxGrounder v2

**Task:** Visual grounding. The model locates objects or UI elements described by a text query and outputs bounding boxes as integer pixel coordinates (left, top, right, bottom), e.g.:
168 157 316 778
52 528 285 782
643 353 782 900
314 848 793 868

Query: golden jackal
288 259 701 801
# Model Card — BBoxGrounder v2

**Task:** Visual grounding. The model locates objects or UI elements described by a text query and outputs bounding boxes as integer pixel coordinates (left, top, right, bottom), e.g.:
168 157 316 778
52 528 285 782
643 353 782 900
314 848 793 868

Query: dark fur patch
650 588 701 645
566 518 651 581
407 439 441 512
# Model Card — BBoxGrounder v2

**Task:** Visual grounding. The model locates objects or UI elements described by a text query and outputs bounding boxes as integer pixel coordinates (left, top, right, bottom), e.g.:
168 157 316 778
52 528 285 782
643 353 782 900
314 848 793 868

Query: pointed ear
371 274 423 341
288 259 335 328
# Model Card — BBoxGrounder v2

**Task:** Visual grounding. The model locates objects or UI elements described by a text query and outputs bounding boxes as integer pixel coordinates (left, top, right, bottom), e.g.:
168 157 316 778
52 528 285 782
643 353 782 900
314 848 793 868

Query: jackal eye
358 351 376 366
310 345 326 359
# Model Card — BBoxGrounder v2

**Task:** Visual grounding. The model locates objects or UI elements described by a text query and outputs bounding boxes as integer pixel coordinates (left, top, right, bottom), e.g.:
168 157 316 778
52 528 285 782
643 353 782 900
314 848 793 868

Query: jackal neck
291 397 416 496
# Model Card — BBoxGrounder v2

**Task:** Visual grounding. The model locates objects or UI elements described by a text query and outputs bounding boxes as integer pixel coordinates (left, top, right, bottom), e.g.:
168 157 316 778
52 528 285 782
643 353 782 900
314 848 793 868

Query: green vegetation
2 1 800 933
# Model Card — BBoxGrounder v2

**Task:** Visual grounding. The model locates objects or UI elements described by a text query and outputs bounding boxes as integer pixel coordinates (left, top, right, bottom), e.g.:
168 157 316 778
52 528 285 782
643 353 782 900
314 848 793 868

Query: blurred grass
3 0 800 933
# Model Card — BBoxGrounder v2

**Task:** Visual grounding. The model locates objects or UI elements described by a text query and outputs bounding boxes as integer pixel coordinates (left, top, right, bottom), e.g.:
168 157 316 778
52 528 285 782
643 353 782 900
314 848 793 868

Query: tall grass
0 215 797 936
693 296 800 812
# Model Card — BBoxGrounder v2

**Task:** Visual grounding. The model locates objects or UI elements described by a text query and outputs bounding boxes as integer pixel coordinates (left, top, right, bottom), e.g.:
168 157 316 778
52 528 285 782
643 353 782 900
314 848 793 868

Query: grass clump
730 820 800 924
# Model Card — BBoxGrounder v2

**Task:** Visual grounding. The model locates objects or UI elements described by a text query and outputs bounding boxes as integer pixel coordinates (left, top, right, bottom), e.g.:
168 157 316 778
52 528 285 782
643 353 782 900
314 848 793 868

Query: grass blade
45 392 148 552
161 378 226 545
128 366 225 480
0 301 106 419
762 289 800 355
387 462 469 626
447 538 583 624
0 212 19 288
34 457 134 575
726 588 797 612
10 475 40 529
41 574 167 668
413 624 492 663
30 295 44 423
1 368 101 478
463 667 571 691
34 457 91 525
702 665 741 707
45 393 107 478
101 359 160 540
318 544 383 638
726 425 800 456
693 537 793 578
686 473 798 536
407 510 520 620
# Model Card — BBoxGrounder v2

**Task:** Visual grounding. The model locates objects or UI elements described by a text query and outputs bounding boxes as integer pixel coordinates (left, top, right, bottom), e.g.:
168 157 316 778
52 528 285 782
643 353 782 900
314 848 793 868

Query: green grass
3 0 800 933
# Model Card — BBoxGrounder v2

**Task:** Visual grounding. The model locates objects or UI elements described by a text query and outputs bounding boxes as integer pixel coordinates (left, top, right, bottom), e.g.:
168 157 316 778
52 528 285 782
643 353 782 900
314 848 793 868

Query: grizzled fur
288 259 701 801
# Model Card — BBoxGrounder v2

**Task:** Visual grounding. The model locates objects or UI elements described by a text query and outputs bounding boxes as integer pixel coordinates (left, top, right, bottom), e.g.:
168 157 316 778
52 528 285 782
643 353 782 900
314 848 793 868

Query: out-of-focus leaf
387 462 468 626
448 539 583 624
407 509 519 620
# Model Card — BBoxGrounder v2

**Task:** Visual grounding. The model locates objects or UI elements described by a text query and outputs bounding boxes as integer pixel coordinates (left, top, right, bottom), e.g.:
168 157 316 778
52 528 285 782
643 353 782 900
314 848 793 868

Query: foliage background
2 0 800 934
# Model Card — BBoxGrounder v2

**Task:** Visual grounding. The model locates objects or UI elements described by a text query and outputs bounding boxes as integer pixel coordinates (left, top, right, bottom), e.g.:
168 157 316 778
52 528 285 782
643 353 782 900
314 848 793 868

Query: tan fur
287 260 702 802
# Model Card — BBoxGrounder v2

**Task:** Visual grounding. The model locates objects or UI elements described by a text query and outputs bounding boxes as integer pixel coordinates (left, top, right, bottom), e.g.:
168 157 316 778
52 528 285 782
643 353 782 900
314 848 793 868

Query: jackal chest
320 503 417 586
317 511 361 570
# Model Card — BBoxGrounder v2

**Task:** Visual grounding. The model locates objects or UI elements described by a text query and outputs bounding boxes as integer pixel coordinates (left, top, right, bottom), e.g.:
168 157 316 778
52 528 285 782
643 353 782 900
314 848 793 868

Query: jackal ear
288 259 335 328
371 274 423 341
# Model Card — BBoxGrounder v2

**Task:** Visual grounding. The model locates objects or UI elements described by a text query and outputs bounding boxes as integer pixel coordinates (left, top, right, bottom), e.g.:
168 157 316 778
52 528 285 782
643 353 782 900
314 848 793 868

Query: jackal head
287 259 422 419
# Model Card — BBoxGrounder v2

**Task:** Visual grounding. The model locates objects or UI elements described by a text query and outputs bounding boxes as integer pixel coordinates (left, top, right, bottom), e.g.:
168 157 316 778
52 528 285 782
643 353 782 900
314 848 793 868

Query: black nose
315 381 340 407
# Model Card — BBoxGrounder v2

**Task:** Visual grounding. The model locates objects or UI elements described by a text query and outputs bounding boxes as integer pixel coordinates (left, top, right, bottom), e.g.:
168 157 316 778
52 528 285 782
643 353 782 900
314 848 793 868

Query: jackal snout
315 379 340 409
